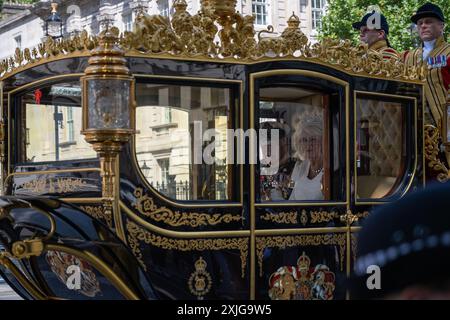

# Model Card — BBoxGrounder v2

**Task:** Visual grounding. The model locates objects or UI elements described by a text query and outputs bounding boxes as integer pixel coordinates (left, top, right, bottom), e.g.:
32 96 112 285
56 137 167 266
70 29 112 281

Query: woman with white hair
289 113 325 201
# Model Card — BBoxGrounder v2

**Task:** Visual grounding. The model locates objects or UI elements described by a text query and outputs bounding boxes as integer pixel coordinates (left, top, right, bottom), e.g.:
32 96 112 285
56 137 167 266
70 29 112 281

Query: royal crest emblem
188 257 212 300
46 250 101 298
268 252 335 300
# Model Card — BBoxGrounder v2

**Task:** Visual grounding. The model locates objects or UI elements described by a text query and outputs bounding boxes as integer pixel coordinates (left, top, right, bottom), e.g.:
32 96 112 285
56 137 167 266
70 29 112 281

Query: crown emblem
297 251 311 271
188 257 212 300
195 256 207 272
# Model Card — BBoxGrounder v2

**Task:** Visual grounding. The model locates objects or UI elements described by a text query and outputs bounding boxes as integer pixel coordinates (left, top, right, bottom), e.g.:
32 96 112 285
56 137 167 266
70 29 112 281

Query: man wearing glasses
352 9 400 61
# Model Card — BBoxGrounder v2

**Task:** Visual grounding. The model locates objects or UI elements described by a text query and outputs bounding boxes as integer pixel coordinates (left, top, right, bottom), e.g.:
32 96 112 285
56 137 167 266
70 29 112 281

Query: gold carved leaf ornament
0 2 425 82
132 188 242 228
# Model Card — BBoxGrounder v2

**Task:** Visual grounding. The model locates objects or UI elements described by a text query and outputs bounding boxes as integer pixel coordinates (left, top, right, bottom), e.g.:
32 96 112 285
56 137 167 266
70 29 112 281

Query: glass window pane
21 83 97 163
300 0 307 13
253 1 268 25
356 97 406 199
136 83 233 201
258 86 341 202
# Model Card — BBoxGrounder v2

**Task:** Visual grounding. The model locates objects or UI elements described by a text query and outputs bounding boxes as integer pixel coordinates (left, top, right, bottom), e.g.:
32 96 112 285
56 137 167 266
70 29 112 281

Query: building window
252 0 269 26
300 0 308 13
123 13 133 32
14 35 22 49
312 0 325 30
158 0 170 17
158 158 170 186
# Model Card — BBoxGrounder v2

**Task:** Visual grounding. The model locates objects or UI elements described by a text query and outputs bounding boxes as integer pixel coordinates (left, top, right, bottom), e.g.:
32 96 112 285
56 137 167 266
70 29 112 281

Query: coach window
257 83 343 203
17 82 97 163
356 94 410 200
135 82 236 201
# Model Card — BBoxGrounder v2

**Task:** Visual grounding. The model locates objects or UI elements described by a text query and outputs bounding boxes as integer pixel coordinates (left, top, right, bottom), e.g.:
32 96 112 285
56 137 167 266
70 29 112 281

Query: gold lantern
81 28 136 239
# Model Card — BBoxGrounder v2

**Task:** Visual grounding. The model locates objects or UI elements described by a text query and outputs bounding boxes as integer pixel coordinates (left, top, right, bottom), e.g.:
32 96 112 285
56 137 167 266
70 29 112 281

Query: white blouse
289 160 324 201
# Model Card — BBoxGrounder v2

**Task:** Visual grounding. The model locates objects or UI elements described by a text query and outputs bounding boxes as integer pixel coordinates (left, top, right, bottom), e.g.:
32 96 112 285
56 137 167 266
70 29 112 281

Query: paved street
0 282 22 300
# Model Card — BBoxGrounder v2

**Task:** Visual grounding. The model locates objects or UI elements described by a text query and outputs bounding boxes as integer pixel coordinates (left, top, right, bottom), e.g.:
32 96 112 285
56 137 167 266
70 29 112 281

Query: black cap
411 2 445 24
352 11 390 35
350 184 450 299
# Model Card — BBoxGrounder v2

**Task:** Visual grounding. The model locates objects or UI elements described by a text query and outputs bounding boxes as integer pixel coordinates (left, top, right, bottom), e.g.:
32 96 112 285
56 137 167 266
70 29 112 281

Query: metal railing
154 180 190 200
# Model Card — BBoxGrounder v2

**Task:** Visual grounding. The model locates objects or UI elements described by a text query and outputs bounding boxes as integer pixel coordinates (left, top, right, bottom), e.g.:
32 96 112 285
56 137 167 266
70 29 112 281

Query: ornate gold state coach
0 0 442 300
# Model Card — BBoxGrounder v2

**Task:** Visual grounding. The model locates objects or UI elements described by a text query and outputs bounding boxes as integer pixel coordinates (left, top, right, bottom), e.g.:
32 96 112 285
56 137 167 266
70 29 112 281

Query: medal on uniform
441 55 446 67
436 55 442 68
427 55 448 69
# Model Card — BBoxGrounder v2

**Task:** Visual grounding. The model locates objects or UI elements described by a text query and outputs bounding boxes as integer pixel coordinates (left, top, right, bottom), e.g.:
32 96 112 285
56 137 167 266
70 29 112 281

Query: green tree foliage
320 0 450 52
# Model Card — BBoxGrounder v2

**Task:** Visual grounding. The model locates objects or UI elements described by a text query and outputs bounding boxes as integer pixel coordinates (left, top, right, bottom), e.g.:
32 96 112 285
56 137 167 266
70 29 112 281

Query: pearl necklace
309 167 323 179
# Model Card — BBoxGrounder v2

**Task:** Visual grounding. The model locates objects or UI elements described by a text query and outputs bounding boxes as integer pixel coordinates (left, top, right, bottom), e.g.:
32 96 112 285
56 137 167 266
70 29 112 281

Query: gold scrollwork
424 125 449 183
259 210 354 225
126 219 248 278
80 205 113 228
17 177 89 194
260 211 298 224
256 234 346 277
310 211 339 224
133 188 242 228
300 210 308 226
340 210 360 226
1 2 425 82
351 234 358 265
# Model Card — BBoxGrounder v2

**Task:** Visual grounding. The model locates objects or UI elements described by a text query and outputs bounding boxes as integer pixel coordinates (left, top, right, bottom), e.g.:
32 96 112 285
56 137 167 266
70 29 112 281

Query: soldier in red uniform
404 2 450 130
352 10 400 61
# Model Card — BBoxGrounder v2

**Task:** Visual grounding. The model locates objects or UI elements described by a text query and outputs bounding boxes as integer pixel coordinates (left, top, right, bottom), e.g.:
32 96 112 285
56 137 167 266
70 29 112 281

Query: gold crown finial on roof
173 0 188 10
287 12 301 28
0 2 426 82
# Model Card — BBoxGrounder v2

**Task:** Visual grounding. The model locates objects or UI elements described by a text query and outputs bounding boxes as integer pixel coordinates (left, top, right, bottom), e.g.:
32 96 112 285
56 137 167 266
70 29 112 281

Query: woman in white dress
289 115 324 201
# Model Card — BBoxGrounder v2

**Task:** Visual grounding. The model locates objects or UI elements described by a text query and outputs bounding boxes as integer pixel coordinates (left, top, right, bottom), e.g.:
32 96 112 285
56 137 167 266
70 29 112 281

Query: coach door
249 70 351 300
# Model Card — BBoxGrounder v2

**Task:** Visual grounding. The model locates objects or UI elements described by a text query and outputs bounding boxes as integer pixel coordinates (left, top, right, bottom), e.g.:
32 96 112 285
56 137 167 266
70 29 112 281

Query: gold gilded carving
310 211 339 224
126 220 248 277
18 177 88 194
260 211 298 224
0 2 424 82
340 210 359 226
424 125 449 183
188 257 212 300
259 210 357 225
80 205 113 228
256 234 346 277
300 210 308 226
268 252 336 300
351 234 358 265
133 188 242 227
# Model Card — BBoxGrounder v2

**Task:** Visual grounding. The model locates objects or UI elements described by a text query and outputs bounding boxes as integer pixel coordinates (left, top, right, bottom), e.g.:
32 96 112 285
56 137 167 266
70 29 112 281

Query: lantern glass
87 79 131 130
47 20 62 38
